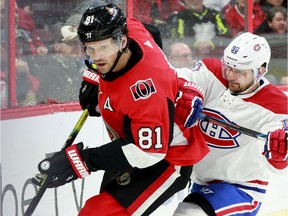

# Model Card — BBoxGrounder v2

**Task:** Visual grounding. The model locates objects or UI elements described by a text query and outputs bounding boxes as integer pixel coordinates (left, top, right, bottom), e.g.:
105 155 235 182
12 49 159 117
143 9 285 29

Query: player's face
224 66 255 94
184 0 204 11
84 38 121 74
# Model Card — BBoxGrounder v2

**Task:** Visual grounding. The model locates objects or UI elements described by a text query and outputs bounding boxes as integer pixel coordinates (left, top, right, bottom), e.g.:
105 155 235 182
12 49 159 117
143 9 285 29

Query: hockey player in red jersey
32 4 209 216
173 32 288 215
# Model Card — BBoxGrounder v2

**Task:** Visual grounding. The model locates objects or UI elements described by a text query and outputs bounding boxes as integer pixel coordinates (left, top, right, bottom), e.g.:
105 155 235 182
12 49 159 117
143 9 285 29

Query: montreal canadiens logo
253 44 261 51
200 110 241 149
130 78 156 101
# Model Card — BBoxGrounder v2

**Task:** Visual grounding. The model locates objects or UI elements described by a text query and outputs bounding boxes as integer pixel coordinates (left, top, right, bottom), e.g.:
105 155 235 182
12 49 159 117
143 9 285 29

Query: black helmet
77 4 126 44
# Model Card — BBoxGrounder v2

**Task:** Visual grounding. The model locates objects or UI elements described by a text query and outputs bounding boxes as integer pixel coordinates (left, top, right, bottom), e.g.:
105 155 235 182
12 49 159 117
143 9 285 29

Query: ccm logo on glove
66 145 90 178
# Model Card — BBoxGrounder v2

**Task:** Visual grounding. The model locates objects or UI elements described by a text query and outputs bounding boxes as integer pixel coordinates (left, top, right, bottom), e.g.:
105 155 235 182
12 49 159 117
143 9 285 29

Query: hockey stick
199 113 267 141
24 108 89 216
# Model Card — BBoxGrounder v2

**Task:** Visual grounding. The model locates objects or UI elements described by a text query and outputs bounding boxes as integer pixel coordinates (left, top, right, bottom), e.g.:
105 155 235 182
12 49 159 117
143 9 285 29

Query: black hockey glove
79 69 101 117
32 143 90 188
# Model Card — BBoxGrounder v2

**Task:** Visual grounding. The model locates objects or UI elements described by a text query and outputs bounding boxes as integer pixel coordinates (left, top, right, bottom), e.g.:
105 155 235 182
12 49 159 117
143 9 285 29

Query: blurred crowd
1 0 84 107
0 0 287 108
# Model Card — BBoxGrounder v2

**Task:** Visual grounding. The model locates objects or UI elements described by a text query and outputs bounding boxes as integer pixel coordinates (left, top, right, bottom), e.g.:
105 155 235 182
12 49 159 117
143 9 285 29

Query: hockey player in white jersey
173 32 288 215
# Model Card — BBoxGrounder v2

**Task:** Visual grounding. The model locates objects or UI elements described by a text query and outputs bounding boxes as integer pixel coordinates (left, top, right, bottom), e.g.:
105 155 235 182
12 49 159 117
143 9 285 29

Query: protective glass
221 58 254 84
82 38 121 60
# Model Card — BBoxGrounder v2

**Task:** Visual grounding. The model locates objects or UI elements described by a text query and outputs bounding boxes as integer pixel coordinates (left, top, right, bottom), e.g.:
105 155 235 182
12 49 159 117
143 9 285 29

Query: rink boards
1 102 287 215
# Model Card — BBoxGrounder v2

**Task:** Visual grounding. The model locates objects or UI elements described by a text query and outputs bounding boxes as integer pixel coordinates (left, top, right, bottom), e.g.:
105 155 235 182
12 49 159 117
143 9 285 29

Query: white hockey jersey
176 58 288 202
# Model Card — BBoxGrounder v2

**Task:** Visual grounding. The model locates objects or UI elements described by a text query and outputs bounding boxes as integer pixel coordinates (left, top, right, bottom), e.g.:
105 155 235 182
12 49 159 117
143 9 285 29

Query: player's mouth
228 82 240 89
96 63 106 68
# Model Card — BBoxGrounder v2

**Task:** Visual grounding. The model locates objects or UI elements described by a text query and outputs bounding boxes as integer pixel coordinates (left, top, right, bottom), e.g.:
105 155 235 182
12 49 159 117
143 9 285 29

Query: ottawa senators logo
130 78 156 101
199 109 241 149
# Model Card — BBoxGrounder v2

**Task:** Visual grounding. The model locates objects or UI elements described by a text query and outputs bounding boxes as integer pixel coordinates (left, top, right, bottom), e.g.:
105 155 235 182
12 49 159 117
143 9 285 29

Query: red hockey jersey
97 18 208 169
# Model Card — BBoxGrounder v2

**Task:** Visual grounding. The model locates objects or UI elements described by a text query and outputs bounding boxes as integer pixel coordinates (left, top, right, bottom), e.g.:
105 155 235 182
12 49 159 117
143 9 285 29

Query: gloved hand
32 143 90 188
174 78 204 128
264 129 288 162
79 69 101 117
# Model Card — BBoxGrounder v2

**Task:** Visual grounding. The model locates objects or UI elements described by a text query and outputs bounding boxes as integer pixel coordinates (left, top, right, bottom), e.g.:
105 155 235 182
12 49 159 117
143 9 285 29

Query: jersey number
138 127 163 149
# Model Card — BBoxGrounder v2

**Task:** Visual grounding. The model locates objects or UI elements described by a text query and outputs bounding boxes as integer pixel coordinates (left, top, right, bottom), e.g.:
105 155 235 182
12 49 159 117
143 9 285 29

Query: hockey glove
32 142 90 188
264 129 288 164
174 78 204 128
79 69 101 117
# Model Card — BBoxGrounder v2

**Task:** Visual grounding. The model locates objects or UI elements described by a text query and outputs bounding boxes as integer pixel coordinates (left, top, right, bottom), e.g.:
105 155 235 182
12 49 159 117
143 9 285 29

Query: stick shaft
199 113 267 140
62 109 89 149
24 109 89 216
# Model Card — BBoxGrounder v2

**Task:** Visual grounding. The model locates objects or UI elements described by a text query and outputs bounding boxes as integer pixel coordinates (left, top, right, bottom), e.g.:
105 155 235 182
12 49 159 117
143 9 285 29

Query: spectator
17 0 48 56
0 44 7 108
15 58 37 106
15 30 39 106
0 0 6 108
260 0 284 13
166 41 195 68
0 1 42 75
0 75 5 108
220 0 236 15
203 0 231 12
133 0 184 25
132 0 185 38
150 0 186 21
168 0 229 57
133 0 165 24
1 0 19 29
35 23 83 104
0 0 5 28
225 0 267 37
64 14 82 28
0 30 39 107
255 6 287 34
279 76 288 85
